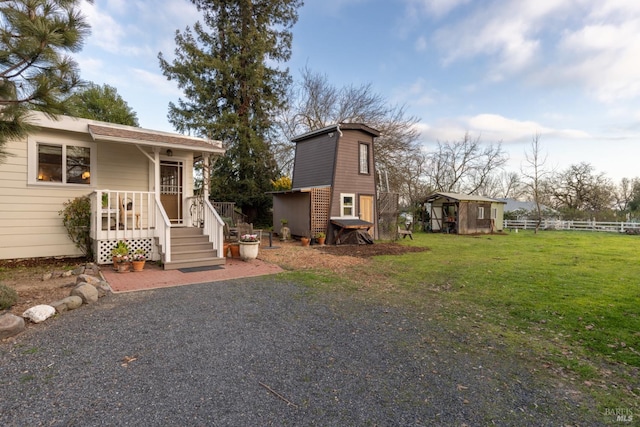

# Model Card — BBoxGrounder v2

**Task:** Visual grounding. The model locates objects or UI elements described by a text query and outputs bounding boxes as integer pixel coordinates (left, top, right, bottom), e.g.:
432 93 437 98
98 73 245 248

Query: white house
0 111 227 269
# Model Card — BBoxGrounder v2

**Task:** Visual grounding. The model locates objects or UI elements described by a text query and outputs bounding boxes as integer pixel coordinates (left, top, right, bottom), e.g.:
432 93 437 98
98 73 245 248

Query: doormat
178 265 224 273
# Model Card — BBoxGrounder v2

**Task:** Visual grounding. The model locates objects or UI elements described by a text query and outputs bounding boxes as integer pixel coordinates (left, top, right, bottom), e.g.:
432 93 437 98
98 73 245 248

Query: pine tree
0 0 91 164
158 0 302 224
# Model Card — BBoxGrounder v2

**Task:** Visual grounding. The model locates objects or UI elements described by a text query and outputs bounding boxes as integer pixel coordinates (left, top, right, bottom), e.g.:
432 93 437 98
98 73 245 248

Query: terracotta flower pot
229 244 240 258
132 260 145 272
117 262 130 273
317 237 326 245
223 243 230 258
301 237 310 246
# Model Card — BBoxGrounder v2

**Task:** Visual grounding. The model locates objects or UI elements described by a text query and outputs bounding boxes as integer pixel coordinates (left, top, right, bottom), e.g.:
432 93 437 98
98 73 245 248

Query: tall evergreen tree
67 83 139 126
0 0 91 164
158 0 302 224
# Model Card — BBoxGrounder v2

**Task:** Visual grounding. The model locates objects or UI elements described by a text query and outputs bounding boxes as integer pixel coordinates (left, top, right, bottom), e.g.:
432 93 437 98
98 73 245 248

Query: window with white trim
340 193 355 217
491 207 497 219
359 142 369 174
478 206 485 220
31 140 93 186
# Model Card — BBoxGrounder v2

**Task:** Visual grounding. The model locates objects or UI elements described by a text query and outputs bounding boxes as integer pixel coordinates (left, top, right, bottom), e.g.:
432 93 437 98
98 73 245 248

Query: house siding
0 130 154 260
291 134 336 189
330 132 376 218
0 135 92 259
273 192 311 237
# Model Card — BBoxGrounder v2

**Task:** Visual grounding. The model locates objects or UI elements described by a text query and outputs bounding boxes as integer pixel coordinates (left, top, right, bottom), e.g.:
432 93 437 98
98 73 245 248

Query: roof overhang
424 192 506 204
26 111 225 155
88 124 225 155
291 123 380 143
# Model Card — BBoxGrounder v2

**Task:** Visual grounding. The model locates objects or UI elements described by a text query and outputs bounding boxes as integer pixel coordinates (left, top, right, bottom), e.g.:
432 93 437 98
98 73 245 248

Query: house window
491 208 497 219
359 142 369 174
31 140 93 185
341 193 355 217
478 206 485 220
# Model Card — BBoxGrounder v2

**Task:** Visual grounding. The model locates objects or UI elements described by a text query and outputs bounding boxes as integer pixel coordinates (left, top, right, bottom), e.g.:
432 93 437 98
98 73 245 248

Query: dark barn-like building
272 124 380 244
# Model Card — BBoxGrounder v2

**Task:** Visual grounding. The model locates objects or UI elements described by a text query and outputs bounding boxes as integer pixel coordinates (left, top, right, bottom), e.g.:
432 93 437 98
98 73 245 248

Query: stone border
0 263 111 340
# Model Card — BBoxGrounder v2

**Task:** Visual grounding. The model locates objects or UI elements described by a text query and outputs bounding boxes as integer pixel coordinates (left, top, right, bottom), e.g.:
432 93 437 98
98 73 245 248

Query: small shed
423 192 505 234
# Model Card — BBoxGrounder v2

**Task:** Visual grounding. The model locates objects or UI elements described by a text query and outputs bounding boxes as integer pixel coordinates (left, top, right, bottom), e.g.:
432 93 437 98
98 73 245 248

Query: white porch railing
504 219 640 233
155 193 172 263
203 198 225 250
91 190 225 265
90 190 156 241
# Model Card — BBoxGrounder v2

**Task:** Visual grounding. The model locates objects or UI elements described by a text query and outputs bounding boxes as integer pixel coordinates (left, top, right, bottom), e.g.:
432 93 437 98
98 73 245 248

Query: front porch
90 190 226 269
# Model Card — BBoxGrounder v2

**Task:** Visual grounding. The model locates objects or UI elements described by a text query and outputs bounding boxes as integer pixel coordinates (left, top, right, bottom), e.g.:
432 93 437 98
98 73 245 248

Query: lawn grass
292 230 640 411
392 231 640 367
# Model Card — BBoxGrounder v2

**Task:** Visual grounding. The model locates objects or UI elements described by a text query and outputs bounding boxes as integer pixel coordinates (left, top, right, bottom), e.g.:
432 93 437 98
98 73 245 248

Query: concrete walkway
101 257 283 293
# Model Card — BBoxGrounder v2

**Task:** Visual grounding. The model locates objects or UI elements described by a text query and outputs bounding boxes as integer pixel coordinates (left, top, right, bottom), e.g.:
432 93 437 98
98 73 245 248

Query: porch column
202 153 210 197
153 147 160 198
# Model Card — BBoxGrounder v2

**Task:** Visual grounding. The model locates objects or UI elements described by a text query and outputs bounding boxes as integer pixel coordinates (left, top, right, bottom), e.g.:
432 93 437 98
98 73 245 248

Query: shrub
0 283 18 310
59 196 92 258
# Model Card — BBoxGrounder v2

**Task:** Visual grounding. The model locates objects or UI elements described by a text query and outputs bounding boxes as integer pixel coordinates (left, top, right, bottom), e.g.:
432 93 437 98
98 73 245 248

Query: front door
359 194 374 237
160 160 183 224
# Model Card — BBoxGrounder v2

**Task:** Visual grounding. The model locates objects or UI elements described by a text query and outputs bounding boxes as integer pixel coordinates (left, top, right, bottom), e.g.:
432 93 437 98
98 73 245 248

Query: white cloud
419 113 590 145
131 69 182 97
403 0 471 19
414 36 427 52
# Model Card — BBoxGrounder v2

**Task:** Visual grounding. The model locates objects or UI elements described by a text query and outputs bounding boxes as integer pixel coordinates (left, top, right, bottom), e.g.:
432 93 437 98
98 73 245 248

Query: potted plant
315 231 326 245
280 218 290 241
131 249 146 272
300 233 310 247
239 234 260 261
111 240 129 269
116 254 131 273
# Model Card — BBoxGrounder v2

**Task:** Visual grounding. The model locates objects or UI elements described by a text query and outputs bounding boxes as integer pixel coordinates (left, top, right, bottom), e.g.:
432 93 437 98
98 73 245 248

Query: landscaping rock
0 313 25 339
51 296 83 313
76 274 101 286
94 282 111 298
22 305 56 323
41 272 53 281
71 283 99 304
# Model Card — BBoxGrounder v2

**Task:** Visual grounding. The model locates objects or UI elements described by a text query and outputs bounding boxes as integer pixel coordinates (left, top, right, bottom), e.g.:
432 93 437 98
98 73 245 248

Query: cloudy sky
76 0 640 182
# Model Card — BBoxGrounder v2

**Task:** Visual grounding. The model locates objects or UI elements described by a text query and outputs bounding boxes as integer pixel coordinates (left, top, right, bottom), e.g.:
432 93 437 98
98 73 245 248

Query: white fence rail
504 219 640 233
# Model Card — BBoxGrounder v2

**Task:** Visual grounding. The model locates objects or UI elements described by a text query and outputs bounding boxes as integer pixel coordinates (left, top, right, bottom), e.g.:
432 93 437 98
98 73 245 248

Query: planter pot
317 237 326 245
132 260 145 272
117 262 130 273
229 244 240 258
239 241 260 261
223 243 230 258
300 237 310 247
280 226 291 241
112 255 124 270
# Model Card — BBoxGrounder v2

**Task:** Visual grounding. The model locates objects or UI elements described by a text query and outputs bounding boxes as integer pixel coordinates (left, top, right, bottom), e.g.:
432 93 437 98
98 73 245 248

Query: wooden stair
162 227 226 270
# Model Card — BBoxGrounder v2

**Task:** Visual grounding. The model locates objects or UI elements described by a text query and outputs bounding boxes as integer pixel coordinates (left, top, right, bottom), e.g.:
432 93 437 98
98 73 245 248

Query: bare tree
425 132 508 195
273 67 422 203
547 162 615 219
520 133 549 233
614 177 639 213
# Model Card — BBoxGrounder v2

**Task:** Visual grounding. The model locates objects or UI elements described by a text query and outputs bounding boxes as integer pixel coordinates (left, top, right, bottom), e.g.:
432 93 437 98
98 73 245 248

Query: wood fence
504 219 640 233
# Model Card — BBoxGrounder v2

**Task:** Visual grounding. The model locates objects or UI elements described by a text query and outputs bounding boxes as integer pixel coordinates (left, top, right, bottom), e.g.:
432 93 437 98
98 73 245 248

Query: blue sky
76 0 640 183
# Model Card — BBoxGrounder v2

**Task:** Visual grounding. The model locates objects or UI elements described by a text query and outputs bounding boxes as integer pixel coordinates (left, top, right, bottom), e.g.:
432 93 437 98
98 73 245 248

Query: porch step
162 227 226 270
163 256 226 270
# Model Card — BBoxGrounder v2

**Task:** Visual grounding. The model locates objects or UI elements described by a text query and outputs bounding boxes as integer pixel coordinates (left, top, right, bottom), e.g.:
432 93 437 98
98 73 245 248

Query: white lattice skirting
95 238 154 265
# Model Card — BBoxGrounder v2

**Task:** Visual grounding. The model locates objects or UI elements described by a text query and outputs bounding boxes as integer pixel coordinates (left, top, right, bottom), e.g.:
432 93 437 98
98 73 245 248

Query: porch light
166 149 173 157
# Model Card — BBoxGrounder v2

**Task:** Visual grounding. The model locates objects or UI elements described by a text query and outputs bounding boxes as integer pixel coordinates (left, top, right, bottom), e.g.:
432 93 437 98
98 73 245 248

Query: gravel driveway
1 277 602 426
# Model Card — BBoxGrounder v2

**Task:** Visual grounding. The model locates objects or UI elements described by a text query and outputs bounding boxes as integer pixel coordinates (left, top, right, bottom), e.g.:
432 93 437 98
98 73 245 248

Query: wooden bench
397 225 413 240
